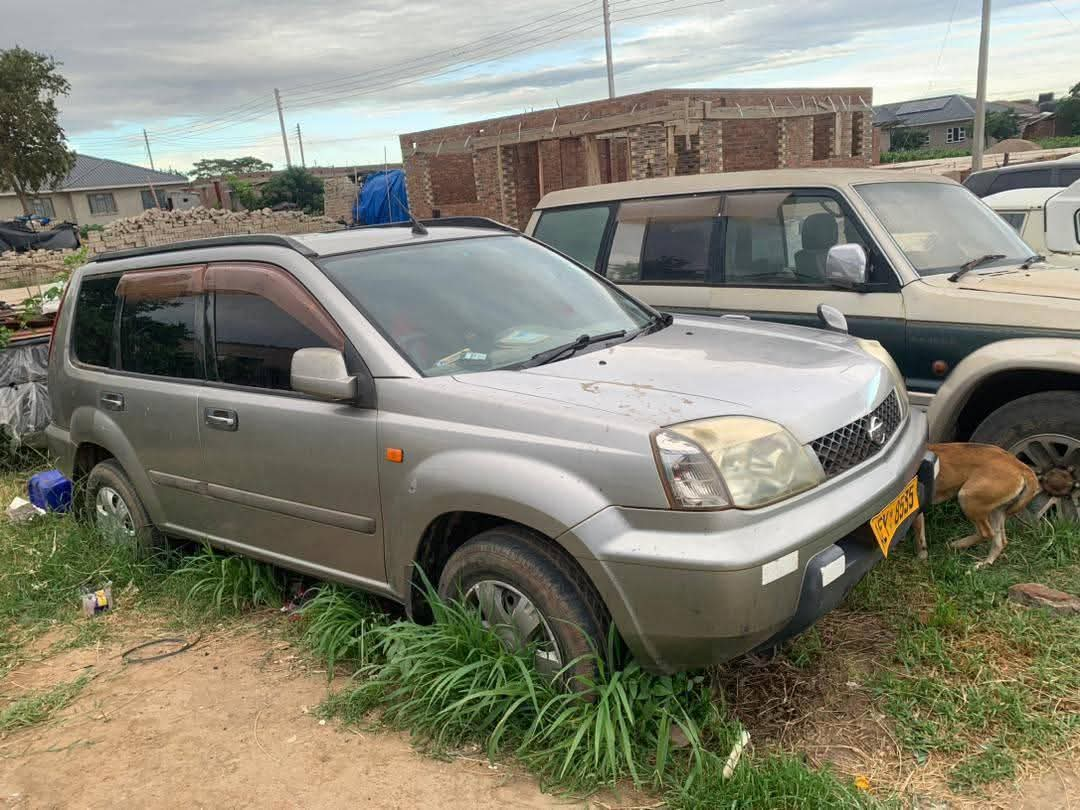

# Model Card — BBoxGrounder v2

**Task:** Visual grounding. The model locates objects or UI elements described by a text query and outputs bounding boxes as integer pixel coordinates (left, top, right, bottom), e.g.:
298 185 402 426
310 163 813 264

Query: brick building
399 87 874 229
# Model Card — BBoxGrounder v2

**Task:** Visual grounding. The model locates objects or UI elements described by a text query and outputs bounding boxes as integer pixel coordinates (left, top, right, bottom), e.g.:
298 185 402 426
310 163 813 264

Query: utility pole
142 128 162 208
971 0 991 172
602 0 616 99
296 123 306 168
274 88 293 168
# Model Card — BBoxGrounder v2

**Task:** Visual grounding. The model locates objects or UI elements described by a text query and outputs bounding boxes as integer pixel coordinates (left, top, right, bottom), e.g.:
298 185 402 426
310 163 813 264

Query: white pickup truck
985 179 1080 267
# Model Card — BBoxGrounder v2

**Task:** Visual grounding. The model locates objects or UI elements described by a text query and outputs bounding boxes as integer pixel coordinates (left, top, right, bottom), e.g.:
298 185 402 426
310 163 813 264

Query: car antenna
407 210 428 236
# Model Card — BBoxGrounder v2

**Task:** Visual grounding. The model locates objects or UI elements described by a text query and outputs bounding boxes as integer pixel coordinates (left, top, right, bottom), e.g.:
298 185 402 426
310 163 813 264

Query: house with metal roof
873 94 1012 152
0 154 190 225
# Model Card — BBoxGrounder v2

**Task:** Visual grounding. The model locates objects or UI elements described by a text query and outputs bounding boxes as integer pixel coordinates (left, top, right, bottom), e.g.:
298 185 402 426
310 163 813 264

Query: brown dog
913 442 1040 568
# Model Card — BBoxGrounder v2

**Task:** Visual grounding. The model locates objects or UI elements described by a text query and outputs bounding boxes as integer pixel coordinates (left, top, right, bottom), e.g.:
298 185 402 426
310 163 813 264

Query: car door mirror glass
824 243 868 288
291 348 357 402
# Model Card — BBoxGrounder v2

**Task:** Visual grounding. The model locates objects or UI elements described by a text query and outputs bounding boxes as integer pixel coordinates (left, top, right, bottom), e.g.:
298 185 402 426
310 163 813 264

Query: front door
193 262 385 588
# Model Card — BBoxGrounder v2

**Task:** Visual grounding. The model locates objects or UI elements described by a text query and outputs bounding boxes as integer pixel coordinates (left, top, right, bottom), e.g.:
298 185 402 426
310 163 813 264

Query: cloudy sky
5 0 1078 174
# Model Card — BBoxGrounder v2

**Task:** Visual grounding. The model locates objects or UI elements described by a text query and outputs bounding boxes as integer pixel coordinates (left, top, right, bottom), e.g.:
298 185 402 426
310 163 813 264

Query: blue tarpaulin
354 169 410 225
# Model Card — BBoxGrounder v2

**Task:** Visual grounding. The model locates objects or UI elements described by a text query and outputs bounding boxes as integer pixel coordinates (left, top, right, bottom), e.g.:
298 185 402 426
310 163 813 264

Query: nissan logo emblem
867 415 887 446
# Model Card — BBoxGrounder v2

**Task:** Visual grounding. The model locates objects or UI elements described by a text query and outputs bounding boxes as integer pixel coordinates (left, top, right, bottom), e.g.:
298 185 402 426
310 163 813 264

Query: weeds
299 584 385 674
169 544 285 615
0 673 91 732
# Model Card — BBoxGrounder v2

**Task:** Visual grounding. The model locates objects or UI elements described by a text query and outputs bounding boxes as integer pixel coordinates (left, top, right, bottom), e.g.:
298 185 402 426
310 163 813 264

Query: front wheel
970 391 1080 523
438 525 608 685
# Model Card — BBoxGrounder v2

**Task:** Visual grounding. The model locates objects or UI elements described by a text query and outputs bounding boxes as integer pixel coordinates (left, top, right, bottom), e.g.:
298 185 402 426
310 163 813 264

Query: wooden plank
582 136 602 186
666 126 676 177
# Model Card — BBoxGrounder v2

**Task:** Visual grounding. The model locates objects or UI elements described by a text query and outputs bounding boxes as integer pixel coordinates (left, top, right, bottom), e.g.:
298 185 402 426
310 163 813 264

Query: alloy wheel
95 486 136 544
465 580 564 678
1010 433 1080 523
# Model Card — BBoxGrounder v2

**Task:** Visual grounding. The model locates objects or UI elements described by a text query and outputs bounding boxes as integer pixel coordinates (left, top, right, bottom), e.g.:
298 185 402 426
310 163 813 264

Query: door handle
204 408 238 431
100 392 125 411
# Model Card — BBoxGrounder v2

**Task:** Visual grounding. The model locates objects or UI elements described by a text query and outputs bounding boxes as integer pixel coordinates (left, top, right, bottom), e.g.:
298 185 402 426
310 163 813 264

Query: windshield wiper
520 330 627 368
948 254 1006 283
1020 253 1046 269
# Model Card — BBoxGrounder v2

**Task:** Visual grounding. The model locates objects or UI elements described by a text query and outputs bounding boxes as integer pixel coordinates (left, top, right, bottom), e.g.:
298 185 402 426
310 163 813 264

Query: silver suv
47 219 933 675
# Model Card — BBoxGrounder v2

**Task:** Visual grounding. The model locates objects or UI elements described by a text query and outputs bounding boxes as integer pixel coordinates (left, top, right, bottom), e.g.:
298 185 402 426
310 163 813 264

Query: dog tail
1005 465 1042 516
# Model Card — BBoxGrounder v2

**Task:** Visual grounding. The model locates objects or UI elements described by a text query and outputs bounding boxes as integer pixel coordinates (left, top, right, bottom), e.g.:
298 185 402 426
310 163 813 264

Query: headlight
653 417 825 510
856 339 908 420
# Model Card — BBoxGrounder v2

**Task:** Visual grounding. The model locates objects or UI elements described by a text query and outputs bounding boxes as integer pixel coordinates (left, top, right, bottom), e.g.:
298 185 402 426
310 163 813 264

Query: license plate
870 477 920 557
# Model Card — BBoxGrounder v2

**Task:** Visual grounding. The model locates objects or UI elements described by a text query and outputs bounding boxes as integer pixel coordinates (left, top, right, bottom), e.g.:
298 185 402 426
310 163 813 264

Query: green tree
190 156 272 180
887 128 929 151
259 167 324 214
985 108 1020 141
226 175 261 210
0 47 75 215
1057 83 1080 136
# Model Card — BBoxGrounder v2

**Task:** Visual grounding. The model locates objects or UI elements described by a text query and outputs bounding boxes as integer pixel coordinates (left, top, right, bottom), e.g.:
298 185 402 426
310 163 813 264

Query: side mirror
291 348 357 401
816 303 849 333
824 244 868 289
1045 182 1080 253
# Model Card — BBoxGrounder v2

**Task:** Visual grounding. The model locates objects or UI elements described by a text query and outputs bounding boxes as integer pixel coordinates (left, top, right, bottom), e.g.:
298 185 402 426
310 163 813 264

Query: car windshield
855 182 1034 276
319 234 653 376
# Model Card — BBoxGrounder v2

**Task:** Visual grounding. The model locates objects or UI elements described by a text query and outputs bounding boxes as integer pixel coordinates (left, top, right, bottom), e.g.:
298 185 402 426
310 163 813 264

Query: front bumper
561 409 932 673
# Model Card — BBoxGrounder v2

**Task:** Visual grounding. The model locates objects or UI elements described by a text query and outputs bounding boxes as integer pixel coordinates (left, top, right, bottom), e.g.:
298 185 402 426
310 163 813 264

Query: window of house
117 269 203 379
87 193 118 215
996 211 1027 233
30 198 56 218
532 205 612 270
71 275 120 367
141 189 167 209
945 127 967 144
721 190 878 286
604 196 721 284
207 263 344 391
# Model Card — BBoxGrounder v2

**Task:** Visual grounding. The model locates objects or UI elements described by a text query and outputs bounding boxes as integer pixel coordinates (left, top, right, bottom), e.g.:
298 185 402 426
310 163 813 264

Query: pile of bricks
0 207 346 288
82 206 344 253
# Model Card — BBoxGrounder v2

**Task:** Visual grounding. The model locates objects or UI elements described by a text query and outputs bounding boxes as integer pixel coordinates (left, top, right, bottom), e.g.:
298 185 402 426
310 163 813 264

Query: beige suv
526 169 1080 522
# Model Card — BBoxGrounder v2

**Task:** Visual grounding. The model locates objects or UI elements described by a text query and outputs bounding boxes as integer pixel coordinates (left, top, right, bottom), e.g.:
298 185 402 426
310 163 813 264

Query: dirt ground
0 617 574 809
1 611 1075 809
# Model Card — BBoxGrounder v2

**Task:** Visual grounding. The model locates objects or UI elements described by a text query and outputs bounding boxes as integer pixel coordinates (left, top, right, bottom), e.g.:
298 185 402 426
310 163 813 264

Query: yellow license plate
870 477 920 557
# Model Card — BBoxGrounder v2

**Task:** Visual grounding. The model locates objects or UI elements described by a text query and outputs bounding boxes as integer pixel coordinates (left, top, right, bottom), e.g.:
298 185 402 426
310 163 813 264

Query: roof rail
346 217 518 234
93 233 318 263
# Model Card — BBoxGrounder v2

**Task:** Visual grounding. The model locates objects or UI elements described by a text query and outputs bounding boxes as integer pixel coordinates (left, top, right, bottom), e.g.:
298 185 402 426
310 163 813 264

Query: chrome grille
810 392 902 478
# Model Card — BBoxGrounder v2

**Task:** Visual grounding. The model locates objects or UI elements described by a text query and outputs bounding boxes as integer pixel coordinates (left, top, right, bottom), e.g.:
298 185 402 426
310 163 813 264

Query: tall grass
299 584 385 674
169 544 285 614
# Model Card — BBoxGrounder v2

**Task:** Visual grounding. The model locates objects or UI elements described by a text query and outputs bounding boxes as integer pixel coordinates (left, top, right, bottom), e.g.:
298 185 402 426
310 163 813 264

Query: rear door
194 262 385 586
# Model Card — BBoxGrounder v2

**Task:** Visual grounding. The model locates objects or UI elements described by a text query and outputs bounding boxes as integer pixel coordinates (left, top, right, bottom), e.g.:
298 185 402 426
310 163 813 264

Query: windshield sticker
498 330 549 346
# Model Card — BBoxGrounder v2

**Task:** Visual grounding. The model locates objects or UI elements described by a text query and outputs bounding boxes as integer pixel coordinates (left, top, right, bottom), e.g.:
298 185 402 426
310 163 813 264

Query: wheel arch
927 338 1080 441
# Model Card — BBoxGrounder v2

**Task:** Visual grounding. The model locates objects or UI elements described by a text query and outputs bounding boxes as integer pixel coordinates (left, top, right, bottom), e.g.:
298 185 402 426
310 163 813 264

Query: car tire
438 525 609 686
970 391 1080 523
85 459 165 554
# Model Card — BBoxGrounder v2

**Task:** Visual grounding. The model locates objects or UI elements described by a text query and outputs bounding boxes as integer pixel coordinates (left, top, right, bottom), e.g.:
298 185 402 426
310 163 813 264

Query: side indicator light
385 448 404 463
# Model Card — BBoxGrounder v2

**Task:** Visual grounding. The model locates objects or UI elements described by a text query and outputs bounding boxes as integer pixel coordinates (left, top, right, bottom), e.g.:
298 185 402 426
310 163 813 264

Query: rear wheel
85 460 165 553
438 525 608 685
970 391 1080 523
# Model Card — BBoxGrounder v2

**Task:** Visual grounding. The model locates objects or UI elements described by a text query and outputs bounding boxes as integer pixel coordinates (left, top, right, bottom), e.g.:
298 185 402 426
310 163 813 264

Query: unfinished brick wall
400 87 873 226
323 176 359 223
723 119 779 172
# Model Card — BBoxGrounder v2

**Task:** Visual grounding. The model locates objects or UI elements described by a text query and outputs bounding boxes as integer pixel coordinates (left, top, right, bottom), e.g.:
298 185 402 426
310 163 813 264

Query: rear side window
1059 167 1080 186
71 275 120 367
997 211 1027 233
987 169 1053 194
606 196 721 284
117 268 203 379
532 205 612 270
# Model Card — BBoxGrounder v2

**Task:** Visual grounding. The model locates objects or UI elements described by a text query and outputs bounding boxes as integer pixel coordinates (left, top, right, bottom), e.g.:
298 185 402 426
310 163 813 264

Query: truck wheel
970 391 1080 523
438 525 608 686
85 460 165 554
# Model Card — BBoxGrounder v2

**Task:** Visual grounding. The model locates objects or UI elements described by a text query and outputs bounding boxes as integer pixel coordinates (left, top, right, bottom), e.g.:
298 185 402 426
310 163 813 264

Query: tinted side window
987 169 1053 194
213 293 333 390
119 294 202 379
606 196 721 284
532 205 612 270
1059 168 1080 186
71 275 120 367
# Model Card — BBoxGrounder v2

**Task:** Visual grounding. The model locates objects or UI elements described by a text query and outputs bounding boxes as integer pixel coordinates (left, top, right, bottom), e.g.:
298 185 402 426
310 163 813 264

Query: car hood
938 262 1080 301
457 317 893 443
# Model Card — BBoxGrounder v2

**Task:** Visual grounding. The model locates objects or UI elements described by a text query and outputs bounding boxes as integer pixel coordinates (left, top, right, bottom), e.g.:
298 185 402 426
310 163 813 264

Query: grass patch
168 544 285 616
0 673 91 732
849 504 1080 791
299 584 385 675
